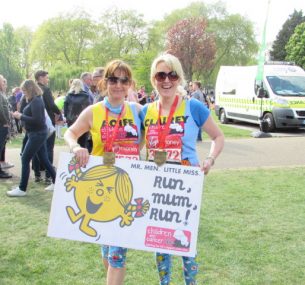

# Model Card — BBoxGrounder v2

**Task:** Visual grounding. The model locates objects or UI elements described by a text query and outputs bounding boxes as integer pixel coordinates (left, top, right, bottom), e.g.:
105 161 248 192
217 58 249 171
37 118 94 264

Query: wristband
205 155 215 166
70 143 80 153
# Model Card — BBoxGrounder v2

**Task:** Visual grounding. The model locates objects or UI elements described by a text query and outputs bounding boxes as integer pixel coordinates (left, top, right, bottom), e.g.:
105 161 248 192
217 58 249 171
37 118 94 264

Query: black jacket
20 96 46 132
64 90 91 126
38 82 61 125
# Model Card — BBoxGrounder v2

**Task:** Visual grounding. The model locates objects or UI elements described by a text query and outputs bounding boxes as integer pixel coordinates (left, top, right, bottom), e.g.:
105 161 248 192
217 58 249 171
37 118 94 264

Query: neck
159 95 177 110
107 97 124 107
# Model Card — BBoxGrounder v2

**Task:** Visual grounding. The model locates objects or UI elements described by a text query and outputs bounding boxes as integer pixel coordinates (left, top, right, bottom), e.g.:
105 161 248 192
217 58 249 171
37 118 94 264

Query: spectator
91 67 105 103
64 79 91 148
191 81 209 141
137 85 147 105
126 80 139 102
0 77 14 172
80 72 94 104
33 70 61 185
54 93 66 139
7 79 56 197
0 75 13 179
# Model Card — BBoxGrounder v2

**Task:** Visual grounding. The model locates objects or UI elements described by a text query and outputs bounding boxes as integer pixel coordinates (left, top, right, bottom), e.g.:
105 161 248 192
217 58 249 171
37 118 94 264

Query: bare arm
201 115 225 175
64 105 93 166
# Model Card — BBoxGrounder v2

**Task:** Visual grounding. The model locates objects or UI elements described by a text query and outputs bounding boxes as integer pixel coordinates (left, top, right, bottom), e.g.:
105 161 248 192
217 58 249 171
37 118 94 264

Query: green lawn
1 167 305 284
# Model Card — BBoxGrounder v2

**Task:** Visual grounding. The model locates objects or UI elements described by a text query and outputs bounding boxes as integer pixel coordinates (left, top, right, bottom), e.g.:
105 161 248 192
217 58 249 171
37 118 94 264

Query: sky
1 0 304 43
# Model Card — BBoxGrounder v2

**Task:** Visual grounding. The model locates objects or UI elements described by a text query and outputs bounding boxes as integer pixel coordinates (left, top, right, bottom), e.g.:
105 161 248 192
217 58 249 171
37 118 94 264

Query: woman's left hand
201 158 214 175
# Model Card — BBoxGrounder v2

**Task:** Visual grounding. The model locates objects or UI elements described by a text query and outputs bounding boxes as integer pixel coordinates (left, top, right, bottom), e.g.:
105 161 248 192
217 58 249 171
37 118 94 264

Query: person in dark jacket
0 75 12 179
33 70 61 184
64 78 91 148
7 79 56 197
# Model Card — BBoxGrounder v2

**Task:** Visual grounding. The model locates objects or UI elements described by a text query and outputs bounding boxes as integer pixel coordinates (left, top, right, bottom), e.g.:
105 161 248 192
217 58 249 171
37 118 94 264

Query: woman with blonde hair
141 53 224 285
7 79 56 197
64 78 91 148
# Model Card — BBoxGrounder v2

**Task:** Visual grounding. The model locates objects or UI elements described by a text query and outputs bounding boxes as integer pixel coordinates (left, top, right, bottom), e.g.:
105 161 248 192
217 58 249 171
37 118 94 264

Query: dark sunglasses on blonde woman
107 76 130 85
155 71 179 82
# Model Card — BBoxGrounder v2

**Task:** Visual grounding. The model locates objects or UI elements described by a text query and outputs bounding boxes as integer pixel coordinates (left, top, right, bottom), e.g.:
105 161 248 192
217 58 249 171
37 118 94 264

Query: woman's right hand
73 146 90 167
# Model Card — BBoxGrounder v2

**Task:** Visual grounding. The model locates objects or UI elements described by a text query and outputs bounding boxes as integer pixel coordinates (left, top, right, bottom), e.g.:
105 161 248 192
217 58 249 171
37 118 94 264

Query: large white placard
48 152 204 257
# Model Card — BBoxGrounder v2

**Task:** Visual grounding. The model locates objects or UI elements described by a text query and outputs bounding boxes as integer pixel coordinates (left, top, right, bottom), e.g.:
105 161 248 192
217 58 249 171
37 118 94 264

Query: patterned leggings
156 253 198 285
101 245 127 268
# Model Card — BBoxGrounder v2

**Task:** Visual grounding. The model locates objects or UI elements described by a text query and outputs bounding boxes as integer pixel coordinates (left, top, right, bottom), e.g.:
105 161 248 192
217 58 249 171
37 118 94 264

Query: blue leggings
101 245 127 268
156 253 198 285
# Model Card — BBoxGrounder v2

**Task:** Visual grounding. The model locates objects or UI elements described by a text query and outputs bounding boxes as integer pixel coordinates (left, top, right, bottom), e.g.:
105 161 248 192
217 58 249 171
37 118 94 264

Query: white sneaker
1 161 14 169
7 187 27 197
45 183 55 191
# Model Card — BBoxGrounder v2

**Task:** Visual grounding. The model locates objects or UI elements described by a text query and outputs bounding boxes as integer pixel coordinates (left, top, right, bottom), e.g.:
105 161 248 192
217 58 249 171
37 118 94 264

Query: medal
103 104 125 164
103 152 115 166
152 96 179 167
154 150 167 166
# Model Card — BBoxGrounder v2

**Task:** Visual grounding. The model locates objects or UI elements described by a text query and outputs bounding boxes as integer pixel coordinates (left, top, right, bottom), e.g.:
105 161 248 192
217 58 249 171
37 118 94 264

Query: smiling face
154 62 180 100
107 69 131 103
75 174 124 222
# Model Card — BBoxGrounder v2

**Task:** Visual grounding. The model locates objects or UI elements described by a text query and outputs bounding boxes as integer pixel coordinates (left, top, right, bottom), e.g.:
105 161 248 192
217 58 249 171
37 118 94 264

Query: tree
285 22 305 69
270 10 305 61
208 14 258 83
92 7 148 66
0 23 23 87
15 26 33 79
166 18 216 81
30 10 96 69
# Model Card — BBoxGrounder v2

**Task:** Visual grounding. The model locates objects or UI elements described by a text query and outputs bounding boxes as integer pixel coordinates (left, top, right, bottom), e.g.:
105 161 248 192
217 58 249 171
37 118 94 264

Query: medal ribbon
157 95 179 149
104 103 125 152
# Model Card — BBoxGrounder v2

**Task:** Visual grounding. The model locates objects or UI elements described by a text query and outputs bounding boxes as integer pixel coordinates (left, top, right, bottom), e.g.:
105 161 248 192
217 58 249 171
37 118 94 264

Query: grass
210 110 253 139
1 167 305 284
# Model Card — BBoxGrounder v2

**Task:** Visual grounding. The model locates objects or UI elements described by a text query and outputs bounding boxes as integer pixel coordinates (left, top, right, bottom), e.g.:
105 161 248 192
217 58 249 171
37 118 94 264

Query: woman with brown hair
7 79 56 197
64 59 142 285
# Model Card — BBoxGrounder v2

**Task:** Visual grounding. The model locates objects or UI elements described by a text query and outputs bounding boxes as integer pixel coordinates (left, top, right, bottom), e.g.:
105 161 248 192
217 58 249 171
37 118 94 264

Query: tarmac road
5 136 305 179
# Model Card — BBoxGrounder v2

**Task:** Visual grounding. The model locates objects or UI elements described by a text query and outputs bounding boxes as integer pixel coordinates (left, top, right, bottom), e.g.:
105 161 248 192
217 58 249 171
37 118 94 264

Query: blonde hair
79 165 133 207
20 79 43 99
68 79 83 94
150 53 186 89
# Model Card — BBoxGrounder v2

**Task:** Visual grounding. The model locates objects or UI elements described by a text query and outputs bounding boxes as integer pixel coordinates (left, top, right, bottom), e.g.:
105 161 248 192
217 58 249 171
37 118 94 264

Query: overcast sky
1 0 304 42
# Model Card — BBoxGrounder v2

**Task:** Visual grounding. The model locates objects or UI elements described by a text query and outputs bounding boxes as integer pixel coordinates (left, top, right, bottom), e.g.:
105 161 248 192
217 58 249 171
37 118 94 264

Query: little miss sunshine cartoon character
65 157 149 237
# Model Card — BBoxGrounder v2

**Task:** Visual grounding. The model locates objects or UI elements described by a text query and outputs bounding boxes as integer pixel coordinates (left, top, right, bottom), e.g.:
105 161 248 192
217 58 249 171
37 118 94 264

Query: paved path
5 136 305 178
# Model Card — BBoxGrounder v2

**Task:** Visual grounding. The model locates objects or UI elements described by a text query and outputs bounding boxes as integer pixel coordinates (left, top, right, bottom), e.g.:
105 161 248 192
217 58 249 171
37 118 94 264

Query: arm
201 116 224 175
64 105 93 166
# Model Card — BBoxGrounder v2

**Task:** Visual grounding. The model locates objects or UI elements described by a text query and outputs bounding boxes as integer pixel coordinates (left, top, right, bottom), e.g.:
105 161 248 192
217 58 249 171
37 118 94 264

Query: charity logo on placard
145 226 191 252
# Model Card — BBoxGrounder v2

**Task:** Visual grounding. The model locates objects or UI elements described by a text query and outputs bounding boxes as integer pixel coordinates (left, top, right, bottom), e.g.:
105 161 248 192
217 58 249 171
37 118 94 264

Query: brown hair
100 59 132 93
20 79 43 99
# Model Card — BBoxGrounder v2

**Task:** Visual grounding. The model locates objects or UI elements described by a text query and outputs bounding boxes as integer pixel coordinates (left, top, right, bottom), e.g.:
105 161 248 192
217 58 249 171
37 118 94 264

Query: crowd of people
1 53 224 285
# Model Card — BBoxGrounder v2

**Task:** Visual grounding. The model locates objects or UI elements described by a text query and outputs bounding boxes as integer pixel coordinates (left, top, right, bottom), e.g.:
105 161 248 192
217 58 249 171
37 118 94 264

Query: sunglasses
155 71 179 82
107 76 130 85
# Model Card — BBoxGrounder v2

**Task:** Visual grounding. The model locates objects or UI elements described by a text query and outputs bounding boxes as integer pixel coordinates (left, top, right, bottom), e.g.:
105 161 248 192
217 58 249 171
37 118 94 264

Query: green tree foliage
285 22 305 69
92 8 147 65
270 10 305 61
15 26 33 79
30 10 96 69
154 1 257 86
0 23 23 88
208 14 258 84
1 3 259 90
166 18 216 81
132 50 158 92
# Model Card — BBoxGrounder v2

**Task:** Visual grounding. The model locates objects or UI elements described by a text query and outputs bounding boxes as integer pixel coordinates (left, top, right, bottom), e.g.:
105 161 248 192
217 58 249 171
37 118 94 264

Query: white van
214 62 305 132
